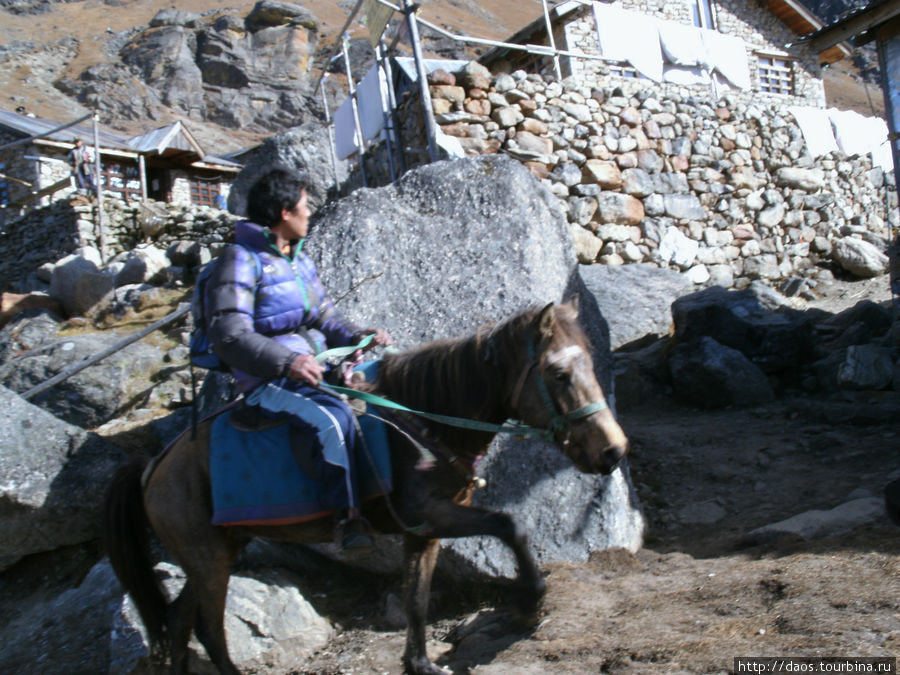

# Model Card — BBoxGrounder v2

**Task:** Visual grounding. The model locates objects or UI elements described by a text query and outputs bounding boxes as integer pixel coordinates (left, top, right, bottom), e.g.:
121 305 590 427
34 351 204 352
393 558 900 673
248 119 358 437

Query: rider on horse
204 166 392 552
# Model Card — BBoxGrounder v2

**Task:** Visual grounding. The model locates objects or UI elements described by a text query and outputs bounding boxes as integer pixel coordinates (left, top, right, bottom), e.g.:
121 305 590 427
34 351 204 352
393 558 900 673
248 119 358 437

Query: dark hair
246 167 308 228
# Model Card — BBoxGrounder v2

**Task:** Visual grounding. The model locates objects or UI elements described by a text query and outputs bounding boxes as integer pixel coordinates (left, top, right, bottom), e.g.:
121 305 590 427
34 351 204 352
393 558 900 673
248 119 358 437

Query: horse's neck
380 334 511 454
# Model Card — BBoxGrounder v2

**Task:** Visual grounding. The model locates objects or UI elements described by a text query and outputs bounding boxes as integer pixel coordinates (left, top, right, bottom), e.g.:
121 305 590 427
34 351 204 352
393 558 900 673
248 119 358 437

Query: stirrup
336 517 375 555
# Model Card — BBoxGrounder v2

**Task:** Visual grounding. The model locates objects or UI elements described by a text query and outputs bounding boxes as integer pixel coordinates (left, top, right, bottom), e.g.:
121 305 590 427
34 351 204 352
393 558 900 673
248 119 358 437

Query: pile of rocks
393 61 896 292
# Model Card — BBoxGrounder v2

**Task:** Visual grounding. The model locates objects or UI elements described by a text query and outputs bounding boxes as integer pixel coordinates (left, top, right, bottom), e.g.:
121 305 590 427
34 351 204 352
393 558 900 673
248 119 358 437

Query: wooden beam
806 2 900 53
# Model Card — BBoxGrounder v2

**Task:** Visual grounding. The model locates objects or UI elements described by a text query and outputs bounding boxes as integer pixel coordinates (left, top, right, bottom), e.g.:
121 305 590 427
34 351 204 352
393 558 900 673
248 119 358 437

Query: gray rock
112 244 170 286
49 253 115 317
837 344 894 391
0 559 123 671
110 562 331 673
663 193 706 220
746 497 886 542
228 123 347 215
671 285 814 374
307 155 644 574
669 336 775 407
580 264 693 350
0 386 126 566
773 167 825 191
244 0 317 31
0 333 163 428
832 237 889 278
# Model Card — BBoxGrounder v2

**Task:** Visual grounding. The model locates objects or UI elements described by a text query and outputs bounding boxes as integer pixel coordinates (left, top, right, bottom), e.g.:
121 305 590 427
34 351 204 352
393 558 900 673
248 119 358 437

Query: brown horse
103 300 628 675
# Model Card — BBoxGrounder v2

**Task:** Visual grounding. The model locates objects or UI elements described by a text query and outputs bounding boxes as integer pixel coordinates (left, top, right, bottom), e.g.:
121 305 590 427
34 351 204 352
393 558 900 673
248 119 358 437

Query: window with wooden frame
98 160 142 201
757 54 794 95
189 176 222 207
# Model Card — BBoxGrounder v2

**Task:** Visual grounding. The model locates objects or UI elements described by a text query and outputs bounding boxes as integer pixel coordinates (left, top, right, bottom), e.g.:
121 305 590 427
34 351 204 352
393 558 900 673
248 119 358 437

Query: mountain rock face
54 1 323 132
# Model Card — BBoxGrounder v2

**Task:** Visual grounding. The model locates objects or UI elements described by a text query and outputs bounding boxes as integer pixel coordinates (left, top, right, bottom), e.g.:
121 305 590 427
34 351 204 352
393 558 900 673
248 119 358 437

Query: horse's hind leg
174 541 242 675
402 535 447 675
167 583 197 674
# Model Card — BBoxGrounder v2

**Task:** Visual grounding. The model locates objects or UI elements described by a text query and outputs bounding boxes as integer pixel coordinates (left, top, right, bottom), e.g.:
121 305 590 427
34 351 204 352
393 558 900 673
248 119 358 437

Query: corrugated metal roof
0 110 132 150
0 109 243 170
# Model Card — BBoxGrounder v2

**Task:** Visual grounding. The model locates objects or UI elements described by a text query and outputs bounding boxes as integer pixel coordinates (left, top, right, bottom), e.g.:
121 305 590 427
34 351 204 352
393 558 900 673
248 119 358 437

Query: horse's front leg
426 502 546 614
402 534 448 675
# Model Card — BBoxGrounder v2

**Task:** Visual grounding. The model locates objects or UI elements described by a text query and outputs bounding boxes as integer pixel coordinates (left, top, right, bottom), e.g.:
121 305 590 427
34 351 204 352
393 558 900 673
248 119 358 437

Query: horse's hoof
404 657 452 674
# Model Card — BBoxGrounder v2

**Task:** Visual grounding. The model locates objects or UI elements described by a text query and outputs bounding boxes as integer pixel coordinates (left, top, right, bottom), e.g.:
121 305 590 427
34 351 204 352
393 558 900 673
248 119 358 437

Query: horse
103 299 629 675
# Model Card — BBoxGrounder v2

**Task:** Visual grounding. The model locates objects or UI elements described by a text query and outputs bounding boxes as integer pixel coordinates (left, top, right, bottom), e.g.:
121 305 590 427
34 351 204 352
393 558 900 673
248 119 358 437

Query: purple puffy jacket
206 220 360 392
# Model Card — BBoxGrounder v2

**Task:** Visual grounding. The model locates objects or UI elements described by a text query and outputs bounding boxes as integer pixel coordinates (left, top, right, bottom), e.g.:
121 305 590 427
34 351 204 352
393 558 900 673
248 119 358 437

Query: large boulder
831 237 889 278
0 386 127 569
668 336 776 407
671 283 815 374
1 332 164 428
579 263 693 350
110 562 332 673
227 123 348 215
307 155 644 575
48 252 115 317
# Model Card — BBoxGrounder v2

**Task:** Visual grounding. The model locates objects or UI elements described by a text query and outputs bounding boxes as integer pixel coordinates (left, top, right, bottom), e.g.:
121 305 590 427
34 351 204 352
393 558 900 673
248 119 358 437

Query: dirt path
296 395 900 674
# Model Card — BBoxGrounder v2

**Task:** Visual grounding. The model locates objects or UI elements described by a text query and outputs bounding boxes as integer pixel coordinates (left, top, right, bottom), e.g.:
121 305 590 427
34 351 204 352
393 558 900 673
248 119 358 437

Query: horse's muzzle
597 442 628 475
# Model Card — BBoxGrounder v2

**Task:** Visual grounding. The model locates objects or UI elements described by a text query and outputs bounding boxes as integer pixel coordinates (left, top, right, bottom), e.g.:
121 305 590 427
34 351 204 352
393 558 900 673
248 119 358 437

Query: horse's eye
552 369 570 383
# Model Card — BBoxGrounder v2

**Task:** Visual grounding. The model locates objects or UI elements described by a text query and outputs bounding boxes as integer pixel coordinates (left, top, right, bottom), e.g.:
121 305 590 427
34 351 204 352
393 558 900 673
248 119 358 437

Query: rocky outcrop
55 1 323 132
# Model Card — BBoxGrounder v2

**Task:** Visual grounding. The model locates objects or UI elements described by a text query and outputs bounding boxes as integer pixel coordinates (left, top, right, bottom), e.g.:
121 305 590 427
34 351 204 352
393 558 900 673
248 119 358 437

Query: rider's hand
287 353 325 386
361 328 393 349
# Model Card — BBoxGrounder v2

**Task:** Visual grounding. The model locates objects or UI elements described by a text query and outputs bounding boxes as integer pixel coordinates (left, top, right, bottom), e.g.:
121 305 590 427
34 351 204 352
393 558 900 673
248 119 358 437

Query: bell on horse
103 300 628 675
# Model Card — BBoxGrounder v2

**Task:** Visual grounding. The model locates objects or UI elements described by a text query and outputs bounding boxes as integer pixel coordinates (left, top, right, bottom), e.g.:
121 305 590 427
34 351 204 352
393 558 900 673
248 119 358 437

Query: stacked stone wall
378 62 896 293
0 196 235 292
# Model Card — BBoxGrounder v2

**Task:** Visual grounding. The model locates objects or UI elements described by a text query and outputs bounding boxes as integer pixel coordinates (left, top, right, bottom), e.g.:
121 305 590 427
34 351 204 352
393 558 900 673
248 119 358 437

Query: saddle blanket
209 408 392 526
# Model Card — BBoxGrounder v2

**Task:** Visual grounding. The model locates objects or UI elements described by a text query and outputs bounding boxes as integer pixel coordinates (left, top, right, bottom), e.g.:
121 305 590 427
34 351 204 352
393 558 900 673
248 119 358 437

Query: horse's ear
562 294 580 317
537 302 556 340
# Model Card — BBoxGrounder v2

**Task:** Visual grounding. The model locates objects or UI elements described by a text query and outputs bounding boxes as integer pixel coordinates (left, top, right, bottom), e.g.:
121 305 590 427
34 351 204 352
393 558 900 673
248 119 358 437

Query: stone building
0 110 242 214
479 0 849 108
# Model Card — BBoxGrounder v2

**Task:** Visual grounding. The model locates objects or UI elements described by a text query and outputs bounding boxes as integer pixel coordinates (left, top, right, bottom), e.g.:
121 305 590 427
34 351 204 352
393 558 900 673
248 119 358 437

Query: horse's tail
102 455 168 651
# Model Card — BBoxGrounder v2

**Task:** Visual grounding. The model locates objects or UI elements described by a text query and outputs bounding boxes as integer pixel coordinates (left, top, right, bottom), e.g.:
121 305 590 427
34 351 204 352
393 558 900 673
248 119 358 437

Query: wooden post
138 153 148 203
91 113 106 264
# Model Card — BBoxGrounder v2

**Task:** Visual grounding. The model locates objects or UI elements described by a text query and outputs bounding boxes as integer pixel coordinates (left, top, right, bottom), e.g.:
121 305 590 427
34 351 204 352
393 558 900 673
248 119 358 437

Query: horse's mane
376 309 536 420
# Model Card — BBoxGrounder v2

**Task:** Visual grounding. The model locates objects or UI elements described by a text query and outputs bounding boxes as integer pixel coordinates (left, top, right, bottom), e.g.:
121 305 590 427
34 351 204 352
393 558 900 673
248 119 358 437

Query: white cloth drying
789 106 839 157
593 3 664 82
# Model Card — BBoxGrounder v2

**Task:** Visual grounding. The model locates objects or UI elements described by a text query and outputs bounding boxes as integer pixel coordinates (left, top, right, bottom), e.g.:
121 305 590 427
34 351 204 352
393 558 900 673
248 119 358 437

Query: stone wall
0 195 236 292
377 61 896 293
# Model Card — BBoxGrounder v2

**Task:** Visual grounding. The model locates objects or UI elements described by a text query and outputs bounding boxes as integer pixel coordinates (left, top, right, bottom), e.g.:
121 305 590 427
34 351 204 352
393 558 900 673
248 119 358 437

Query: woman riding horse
205 166 392 551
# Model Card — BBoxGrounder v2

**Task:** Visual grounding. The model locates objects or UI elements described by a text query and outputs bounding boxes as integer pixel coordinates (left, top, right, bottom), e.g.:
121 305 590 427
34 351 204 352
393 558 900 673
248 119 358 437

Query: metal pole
91 113 106 264
375 41 397 184
342 33 368 187
380 44 407 175
313 0 366 96
22 304 190 400
0 112 93 153
401 0 438 162
541 0 563 80
320 73 343 194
